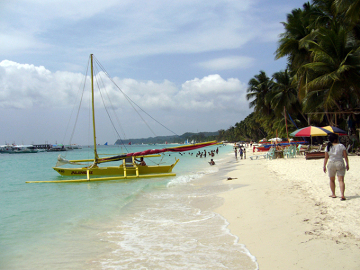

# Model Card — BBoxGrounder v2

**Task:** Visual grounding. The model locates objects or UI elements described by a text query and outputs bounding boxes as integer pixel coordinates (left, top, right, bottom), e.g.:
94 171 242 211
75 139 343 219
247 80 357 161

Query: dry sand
216 149 360 270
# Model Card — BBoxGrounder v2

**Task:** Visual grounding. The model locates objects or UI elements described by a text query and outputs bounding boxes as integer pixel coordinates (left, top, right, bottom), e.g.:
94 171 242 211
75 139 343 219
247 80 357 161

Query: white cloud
178 74 248 110
198 56 255 71
0 60 82 109
0 61 248 112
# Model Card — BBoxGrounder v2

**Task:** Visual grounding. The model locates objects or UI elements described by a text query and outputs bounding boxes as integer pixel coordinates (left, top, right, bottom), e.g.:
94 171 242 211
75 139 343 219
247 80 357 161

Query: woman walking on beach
323 133 349 201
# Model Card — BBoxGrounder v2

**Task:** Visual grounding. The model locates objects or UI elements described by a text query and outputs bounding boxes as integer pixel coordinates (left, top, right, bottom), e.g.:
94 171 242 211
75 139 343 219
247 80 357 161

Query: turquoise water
0 144 258 269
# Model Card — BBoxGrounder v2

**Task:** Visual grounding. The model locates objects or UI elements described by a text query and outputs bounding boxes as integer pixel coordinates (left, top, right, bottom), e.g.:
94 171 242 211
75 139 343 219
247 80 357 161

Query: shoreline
216 150 360 269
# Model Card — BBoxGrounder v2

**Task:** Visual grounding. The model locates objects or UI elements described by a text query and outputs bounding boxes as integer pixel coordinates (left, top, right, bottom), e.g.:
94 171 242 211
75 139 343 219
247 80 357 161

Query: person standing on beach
234 148 237 158
323 133 349 201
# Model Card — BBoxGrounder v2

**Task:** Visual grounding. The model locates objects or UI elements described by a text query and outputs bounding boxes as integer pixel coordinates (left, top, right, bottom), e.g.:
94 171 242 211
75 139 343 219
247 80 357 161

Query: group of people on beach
191 148 219 166
234 145 246 159
195 148 218 158
135 147 220 167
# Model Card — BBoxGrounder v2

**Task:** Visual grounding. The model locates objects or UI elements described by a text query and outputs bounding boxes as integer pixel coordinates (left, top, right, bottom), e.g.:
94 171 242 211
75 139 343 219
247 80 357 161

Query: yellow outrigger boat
26 55 218 183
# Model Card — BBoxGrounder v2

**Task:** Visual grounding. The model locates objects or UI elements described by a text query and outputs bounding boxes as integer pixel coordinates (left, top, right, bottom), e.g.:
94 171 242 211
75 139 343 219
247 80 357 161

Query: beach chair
266 148 276 160
249 154 267 160
289 145 297 158
284 146 294 158
310 145 322 152
283 146 290 158
346 144 351 153
298 145 309 155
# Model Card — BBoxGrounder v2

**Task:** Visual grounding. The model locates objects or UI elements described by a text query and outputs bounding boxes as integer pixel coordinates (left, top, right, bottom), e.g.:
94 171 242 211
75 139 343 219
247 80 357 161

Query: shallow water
0 144 258 269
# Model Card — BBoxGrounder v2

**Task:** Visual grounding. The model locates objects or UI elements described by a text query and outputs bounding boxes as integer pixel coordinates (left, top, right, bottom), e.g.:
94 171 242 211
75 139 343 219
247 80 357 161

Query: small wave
166 166 219 187
166 173 205 187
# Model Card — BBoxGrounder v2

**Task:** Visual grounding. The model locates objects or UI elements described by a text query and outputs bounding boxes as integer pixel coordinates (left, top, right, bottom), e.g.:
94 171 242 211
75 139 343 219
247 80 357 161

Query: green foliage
216 113 267 142
221 0 360 142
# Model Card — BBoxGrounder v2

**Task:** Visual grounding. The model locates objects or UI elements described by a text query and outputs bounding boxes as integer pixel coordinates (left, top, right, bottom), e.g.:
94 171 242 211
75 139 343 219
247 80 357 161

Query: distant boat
0 145 38 154
104 142 108 146
46 145 66 152
0 145 14 153
66 144 82 150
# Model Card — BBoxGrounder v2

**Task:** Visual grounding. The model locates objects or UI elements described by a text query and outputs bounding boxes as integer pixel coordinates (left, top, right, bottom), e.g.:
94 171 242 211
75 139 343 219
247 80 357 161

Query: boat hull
53 164 176 177
26 172 177 183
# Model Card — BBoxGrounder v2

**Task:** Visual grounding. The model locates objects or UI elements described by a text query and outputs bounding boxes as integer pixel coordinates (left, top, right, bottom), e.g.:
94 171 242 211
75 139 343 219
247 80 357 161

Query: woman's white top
325 143 346 162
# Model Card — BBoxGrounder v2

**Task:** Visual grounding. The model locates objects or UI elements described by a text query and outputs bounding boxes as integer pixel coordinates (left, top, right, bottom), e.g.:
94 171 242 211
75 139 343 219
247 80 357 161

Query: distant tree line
115 131 219 145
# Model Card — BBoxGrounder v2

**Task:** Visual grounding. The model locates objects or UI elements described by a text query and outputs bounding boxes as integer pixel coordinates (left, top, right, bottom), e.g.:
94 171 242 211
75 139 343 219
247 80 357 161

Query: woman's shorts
327 161 346 177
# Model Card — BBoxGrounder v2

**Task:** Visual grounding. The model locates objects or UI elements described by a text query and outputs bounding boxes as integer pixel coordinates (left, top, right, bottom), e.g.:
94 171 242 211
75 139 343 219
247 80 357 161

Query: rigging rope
93 64 129 153
93 56 179 137
93 65 128 140
62 57 90 155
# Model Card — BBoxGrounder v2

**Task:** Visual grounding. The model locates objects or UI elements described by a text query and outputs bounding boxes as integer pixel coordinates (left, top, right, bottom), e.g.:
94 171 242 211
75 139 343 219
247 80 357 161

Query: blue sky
0 0 307 145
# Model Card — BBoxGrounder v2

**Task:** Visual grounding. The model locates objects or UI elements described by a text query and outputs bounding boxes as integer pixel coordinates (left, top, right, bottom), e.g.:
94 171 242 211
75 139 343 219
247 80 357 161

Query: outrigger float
26 54 218 183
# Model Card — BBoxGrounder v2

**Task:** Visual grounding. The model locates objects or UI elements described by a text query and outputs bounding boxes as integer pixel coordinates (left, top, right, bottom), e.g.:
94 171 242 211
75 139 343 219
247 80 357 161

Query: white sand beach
216 150 360 269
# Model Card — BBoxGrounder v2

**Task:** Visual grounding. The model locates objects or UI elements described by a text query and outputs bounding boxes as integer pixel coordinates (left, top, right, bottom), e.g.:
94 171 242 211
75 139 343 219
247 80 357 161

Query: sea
0 144 258 270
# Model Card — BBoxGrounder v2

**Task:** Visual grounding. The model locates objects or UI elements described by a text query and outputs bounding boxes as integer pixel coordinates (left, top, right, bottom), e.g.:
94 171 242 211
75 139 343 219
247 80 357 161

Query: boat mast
90 54 99 162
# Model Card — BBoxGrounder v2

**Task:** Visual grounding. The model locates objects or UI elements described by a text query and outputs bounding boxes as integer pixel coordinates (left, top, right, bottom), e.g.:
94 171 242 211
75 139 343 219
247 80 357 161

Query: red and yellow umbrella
289 126 333 137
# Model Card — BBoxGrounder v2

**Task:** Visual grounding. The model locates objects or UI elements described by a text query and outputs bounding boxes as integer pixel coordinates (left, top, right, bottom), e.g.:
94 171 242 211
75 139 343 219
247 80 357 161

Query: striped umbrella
322 126 347 135
289 126 333 137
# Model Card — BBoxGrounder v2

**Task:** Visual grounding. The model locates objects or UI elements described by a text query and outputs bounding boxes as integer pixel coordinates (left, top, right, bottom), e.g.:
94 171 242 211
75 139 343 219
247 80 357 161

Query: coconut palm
334 0 360 25
311 0 339 28
334 0 360 41
275 3 314 72
267 70 298 116
298 25 360 123
246 71 273 116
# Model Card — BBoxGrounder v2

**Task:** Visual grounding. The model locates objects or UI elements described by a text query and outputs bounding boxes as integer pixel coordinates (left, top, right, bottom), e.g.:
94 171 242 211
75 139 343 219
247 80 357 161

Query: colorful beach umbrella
322 126 347 135
289 126 333 137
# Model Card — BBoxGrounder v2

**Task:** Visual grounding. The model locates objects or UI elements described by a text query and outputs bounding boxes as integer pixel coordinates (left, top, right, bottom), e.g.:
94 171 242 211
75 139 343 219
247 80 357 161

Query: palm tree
311 0 339 28
246 71 273 116
267 70 298 116
334 0 360 40
298 25 360 124
217 129 226 141
275 3 314 72
334 0 360 25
